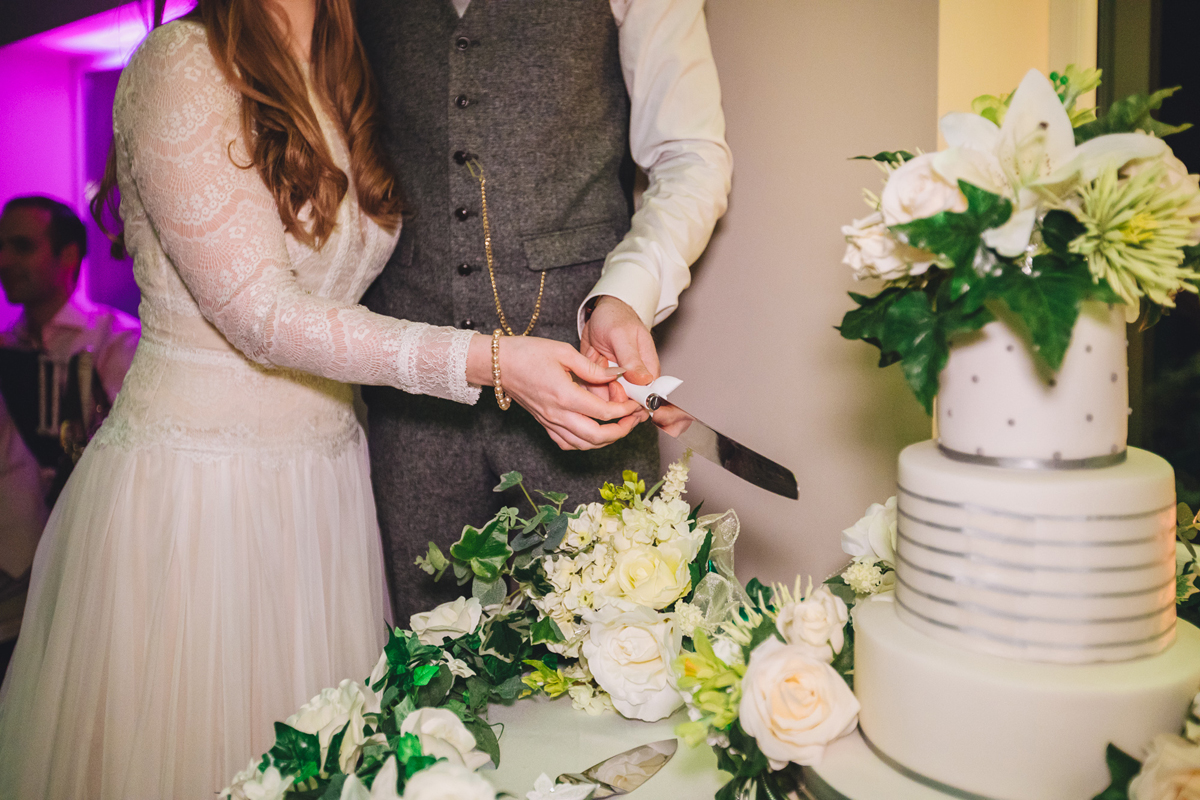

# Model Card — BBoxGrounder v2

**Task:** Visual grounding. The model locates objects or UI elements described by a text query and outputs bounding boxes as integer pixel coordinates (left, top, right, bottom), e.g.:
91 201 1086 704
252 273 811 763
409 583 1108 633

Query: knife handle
610 365 683 411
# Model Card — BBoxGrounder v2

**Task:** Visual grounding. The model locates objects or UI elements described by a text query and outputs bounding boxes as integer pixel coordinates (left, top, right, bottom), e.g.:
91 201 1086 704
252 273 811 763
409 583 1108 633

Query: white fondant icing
896 442 1177 663
853 599 1200 800
937 302 1127 463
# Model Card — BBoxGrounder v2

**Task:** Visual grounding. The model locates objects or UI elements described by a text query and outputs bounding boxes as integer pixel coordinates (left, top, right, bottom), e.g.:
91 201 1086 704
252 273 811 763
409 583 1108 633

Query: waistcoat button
455 94 470 108
460 319 476 330
453 150 469 165
454 207 471 221
457 263 473 276
455 36 471 50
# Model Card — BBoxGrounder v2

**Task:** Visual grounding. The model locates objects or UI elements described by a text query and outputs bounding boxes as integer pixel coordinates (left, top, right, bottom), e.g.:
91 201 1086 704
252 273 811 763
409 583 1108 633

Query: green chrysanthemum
1069 161 1200 308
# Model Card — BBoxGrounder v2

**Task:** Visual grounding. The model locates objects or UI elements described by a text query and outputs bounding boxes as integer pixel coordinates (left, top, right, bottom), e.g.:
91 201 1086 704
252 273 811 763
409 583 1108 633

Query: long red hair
94 0 402 252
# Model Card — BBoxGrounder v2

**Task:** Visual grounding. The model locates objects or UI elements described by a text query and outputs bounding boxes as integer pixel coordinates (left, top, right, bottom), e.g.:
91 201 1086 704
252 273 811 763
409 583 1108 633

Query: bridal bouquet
838 66 1200 412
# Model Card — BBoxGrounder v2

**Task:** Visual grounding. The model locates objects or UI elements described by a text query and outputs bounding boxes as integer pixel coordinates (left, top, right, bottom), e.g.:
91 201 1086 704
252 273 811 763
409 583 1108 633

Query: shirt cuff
577 260 662 335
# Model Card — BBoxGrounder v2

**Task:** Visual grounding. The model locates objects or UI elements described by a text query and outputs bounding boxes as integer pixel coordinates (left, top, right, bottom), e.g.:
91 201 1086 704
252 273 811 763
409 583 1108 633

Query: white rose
568 682 615 716
613 543 692 609
340 756 401 800
1129 734 1200 800
581 605 684 722
402 761 497 800
617 507 658 550
221 761 295 800
775 586 849 662
738 638 860 768
841 496 898 567
880 152 968 225
841 212 936 282
410 597 483 646
286 679 378 774
400 707 492 771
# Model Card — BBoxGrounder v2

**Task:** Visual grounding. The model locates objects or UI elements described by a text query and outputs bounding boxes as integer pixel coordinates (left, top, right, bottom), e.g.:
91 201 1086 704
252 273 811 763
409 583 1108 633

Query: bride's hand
467 334 648 450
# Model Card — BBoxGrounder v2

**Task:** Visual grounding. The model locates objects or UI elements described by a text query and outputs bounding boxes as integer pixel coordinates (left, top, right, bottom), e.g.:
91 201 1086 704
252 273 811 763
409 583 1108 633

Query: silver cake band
895 593 1176 651
938 443 1128 471
859 731 1006 800
897 530 1168 574
896 552 1176 600
897 485 1175 523
895 573 1176 626
897 508 1166 548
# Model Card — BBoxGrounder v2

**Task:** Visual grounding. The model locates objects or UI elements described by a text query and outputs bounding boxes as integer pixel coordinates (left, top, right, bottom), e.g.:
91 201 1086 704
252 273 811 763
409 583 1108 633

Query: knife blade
556 738 678 798
614 372 799 500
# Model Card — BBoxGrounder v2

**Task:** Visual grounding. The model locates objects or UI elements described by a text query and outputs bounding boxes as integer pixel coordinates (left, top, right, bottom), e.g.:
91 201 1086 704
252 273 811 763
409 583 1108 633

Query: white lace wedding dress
0 21 479 799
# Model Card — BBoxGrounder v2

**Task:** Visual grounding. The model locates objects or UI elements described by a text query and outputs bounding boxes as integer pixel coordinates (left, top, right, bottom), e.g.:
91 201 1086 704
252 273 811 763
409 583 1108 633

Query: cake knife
555 738 678 797
615 371 799 500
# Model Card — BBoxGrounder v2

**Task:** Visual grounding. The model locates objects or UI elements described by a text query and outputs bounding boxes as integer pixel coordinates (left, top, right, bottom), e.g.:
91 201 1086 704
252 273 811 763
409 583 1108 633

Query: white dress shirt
451 0 733 331
0 292 140 578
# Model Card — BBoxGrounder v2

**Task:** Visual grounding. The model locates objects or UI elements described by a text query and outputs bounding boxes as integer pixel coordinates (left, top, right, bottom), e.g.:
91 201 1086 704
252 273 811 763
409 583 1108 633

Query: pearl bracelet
491 329 511 410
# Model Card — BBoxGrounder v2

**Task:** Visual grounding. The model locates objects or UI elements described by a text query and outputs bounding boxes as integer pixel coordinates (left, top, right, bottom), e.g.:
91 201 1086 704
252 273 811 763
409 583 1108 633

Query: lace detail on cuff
395 326 480 405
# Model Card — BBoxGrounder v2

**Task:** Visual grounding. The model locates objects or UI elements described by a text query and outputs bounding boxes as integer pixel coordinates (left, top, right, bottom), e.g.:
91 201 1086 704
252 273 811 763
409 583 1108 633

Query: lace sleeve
116 23 479 404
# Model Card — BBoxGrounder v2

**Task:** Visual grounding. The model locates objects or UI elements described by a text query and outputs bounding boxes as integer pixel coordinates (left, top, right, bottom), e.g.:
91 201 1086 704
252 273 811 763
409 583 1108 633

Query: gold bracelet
491 329 511 410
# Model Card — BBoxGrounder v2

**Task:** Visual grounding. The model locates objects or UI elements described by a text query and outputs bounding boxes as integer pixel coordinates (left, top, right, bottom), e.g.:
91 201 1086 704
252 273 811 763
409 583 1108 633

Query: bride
0 0 645 796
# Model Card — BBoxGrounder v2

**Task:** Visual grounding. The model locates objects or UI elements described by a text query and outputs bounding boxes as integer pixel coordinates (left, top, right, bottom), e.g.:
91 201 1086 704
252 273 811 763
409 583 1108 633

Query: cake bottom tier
853 598 1200 800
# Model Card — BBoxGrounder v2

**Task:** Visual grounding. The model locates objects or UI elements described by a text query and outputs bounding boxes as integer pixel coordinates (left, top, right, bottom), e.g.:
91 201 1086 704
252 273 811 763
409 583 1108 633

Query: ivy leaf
415 664 455 708
537 490 568 505
823 575 858 605
530 616 566 645
463 717 501 767
1040 209 1086 256
837 288 906 343
686 530 715 600
850 150 915 165
519 506 552 534
991 255 1096 371
1075 87 1191 144
472 576 506 607
267 723 322 783
509 528 544 553
411 663 441 688
891 181 1012 271
493 472 524 492
1090 744 1142 800
449 517 513 582
480 617 525 663
880 292 943 414
532 513 570 556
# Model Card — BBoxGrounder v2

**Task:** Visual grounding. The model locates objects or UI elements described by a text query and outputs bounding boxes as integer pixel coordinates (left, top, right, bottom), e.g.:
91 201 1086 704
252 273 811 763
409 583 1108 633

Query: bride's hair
93 0 403 253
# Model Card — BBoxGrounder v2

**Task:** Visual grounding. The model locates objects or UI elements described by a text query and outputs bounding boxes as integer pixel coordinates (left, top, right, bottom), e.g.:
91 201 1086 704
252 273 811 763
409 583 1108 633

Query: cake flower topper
838 66 1200 413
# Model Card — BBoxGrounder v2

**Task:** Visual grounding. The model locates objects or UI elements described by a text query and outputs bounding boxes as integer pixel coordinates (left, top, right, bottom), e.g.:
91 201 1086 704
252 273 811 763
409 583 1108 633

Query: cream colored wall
660 0 1098 587
654 0 939 586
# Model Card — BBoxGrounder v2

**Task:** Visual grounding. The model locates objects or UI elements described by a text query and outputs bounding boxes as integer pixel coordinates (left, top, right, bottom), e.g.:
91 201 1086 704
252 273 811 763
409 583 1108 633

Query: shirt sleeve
581 0 734 331
117 23 479 404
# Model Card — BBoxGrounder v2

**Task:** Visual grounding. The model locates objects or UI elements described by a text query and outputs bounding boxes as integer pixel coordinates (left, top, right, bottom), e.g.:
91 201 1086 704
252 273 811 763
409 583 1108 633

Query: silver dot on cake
1086 344 1092 353
1053 451 1062 460
972 375 979 383
1086 413 1093 422
1007 419 1015 426
947 408 953 418
1111 373 1118 382
1006 344 1014 352
1112 444 1119 453
976 447 984 455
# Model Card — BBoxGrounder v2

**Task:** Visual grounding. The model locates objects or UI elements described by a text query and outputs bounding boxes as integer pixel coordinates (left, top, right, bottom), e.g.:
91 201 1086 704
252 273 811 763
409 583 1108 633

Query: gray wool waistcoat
357 0 635 339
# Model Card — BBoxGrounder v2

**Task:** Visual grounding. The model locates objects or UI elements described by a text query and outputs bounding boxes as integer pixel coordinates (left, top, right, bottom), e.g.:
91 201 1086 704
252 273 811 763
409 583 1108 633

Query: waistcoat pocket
521 222 622 271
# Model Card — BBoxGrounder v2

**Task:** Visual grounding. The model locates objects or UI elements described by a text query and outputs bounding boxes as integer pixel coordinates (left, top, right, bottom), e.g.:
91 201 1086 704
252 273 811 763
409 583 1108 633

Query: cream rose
410 596 483 646
339 756 401 800
775 586 849 662
221 762 294 800
402 761 497 800
399 707 492 771
582 604 684 721
1129 734 1200 800
613 543 691 609
841 212 936 282
841 496 898 567
286 679 379 774
880 152 968 225
738 638 860 768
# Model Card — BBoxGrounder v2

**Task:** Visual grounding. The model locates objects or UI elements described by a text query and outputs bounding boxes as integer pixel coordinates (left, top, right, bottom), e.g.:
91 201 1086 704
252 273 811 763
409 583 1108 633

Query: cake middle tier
895 441 1177 664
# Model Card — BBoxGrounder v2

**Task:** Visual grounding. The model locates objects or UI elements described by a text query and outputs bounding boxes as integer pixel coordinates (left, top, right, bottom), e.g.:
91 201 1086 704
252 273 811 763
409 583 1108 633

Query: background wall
655 0 939 587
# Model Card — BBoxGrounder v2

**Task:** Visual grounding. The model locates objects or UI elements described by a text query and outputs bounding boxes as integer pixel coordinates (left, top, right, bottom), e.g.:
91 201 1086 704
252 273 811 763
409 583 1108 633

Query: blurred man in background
0 195 139 656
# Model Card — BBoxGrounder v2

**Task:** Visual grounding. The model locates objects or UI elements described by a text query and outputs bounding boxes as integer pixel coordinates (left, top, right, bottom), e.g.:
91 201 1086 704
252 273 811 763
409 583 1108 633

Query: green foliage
266 723 322 784
493 471 524 492
413 542 449 579
600 470 647 515
823 575 857 606
529 616 566 645
1075 86 1191 144
449 517 514 582
850 150 915 166
829 621 855 690
744 578 774 610
1090 744 1142 800
686 530 715 601
892 181 1013 271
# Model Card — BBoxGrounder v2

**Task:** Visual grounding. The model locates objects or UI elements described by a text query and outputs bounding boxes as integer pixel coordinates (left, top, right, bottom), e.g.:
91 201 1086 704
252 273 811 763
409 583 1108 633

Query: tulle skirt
0 432 388 799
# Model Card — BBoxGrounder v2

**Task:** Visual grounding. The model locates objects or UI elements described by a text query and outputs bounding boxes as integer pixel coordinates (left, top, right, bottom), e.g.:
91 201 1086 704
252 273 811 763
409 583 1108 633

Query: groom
357 0 732 623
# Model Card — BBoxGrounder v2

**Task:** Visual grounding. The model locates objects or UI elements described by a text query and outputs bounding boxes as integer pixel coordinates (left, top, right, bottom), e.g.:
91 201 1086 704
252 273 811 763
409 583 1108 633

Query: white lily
933 68 1168 256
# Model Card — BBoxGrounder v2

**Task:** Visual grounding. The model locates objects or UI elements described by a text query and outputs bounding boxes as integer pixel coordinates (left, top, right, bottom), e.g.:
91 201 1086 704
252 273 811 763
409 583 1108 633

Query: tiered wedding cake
850 304 1200 800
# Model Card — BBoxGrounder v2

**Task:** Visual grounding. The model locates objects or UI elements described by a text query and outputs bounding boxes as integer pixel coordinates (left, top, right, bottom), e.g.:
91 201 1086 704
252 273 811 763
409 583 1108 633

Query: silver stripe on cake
937 443 1128 470
897 508 1165 548
894 594 1176 651
897 485 1175 523
895 573 1176 625
857 731 1008 800
897 530 1167 573
895 552 1176 599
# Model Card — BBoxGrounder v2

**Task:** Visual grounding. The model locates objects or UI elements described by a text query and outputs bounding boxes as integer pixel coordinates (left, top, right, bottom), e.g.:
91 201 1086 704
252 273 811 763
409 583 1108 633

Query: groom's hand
580 296 661 390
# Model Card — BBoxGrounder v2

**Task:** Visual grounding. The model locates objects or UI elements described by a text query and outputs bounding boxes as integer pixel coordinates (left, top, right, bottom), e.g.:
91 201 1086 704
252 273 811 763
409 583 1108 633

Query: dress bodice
96 21 479 460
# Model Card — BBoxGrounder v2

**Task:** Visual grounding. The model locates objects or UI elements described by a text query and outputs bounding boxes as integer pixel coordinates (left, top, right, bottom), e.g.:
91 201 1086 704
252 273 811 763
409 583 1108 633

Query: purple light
18 0 196 69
